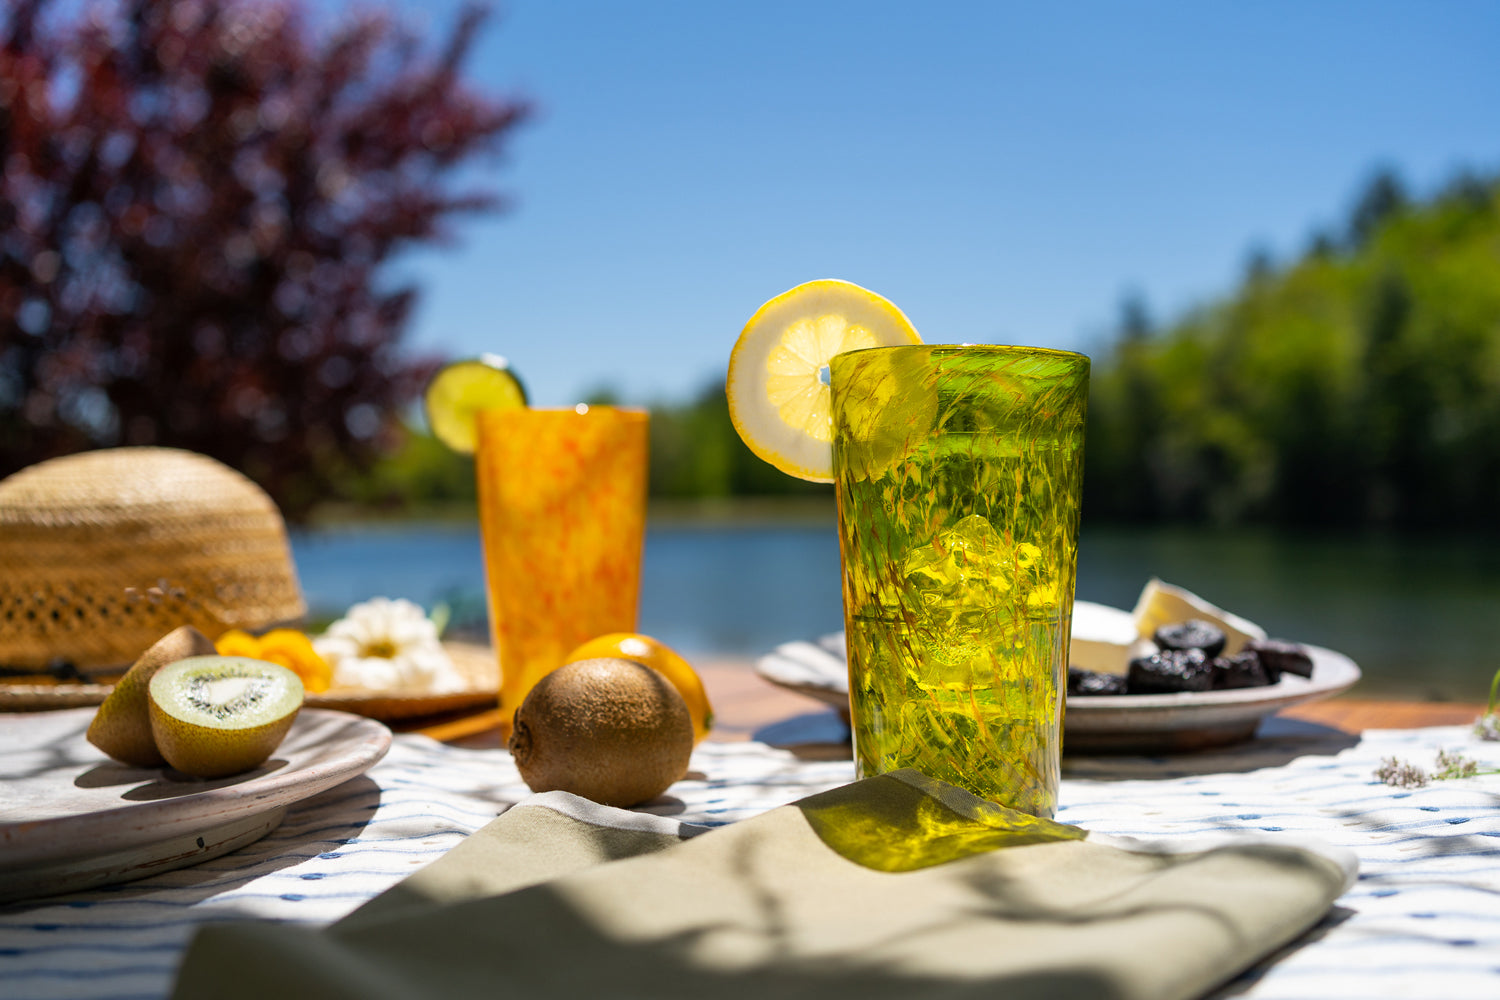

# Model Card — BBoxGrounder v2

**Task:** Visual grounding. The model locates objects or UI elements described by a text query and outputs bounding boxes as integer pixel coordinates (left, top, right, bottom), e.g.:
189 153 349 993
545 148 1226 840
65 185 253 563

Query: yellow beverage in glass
474 406 649 738
829 345 1089 817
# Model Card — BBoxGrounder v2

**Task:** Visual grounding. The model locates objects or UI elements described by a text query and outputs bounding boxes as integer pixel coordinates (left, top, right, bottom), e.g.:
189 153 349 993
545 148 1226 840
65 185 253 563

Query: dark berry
1127 648 1214 694
1211 651 1271 689
1068 667 1129 696
1247 639 1315 679
1153 619 1228 657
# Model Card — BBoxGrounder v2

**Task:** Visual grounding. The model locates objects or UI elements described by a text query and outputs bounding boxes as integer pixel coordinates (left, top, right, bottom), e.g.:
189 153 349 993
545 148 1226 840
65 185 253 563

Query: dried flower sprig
1375 756 1431 788
1376 749 1497 788
1433 749 1480 780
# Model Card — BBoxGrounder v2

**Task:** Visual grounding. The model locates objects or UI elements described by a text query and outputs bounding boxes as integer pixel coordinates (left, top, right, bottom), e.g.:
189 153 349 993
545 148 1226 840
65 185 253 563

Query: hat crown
0 448 305 670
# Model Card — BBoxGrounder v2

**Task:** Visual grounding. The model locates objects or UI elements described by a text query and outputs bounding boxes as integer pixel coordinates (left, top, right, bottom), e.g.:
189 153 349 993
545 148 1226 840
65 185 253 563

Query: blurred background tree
345 378 832 520
0 0 527 519
647 381 831 501
1084 169 1500 532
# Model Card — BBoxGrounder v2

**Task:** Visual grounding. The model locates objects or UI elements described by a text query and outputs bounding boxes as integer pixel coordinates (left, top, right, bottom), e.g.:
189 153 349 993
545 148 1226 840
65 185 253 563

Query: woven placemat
0 642 500 721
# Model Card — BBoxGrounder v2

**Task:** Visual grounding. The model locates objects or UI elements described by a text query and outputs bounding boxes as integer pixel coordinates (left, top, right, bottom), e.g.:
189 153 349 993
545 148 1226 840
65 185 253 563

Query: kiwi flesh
147 656 304 778
87 626 218 767
509 657 693 808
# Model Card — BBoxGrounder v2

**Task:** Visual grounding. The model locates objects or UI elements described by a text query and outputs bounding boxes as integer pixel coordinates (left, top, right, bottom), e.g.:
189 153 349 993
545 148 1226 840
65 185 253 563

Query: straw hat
0 448 306 671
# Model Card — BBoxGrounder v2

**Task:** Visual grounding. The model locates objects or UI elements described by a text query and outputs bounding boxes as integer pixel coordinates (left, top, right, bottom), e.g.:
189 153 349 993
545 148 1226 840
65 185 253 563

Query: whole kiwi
509 657 694 807
87 625 217 767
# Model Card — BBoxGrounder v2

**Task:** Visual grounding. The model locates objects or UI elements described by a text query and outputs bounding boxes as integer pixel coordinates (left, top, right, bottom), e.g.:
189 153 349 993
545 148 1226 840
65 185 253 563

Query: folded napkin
173 771 1355 1000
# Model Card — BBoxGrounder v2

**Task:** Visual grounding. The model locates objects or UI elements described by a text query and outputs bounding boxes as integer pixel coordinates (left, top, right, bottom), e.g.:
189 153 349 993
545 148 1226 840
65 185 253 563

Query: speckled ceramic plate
756 631 1361 754
0 707 391 903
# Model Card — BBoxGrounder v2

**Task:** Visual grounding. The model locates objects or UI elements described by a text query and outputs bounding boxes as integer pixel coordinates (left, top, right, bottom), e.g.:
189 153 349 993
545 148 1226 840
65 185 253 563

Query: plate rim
1061 644 1360 733
0 707 392 870
755 632 1363 732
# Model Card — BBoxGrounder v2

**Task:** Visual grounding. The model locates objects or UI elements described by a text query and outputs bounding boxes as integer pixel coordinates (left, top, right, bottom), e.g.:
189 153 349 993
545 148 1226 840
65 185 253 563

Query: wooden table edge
403 657 1490 748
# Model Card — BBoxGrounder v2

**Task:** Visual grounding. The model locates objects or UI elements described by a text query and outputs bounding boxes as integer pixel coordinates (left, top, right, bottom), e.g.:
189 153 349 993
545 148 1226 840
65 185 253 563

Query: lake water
290 520 1499 702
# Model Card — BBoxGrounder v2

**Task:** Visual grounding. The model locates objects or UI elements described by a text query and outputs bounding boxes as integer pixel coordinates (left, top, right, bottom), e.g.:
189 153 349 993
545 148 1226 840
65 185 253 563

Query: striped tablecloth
3 718 1498 1000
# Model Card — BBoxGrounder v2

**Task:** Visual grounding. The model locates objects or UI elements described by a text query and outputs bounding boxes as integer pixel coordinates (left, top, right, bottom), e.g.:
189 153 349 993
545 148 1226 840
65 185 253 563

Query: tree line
1084 169 1500 531
362 169 1500 534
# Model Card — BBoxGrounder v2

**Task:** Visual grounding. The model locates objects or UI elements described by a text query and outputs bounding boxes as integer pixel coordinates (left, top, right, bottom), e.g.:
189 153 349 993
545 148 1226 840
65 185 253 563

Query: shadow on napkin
173 773 1354 1000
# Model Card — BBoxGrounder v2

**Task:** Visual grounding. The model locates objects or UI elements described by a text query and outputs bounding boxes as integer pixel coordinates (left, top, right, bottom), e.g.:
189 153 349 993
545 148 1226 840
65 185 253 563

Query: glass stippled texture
475 407 649 740
830 345 1089 817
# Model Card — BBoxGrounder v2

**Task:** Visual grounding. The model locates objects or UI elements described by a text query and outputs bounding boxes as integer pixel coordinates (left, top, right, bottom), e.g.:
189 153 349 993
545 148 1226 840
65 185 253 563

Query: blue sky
356 0 1499 408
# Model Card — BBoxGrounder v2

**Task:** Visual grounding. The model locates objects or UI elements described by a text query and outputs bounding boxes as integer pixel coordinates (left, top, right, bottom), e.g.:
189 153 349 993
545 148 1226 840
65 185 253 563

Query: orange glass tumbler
474 406 649 738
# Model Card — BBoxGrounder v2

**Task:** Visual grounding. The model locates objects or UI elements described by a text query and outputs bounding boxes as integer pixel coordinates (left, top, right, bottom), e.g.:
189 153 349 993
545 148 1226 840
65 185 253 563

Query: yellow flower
215 628 333 694
214 629 260 658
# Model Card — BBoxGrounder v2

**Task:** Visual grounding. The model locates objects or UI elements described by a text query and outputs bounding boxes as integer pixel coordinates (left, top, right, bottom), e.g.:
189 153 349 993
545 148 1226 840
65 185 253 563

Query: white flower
314 597 466 694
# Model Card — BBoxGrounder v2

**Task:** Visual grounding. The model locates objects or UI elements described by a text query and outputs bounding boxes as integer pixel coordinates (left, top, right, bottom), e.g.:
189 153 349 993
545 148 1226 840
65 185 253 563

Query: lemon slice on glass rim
726 279 922 482
424 354 529 454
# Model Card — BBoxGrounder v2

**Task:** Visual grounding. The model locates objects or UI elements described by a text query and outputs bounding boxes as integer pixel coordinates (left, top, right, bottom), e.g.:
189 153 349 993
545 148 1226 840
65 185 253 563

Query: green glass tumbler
829 344 1090 818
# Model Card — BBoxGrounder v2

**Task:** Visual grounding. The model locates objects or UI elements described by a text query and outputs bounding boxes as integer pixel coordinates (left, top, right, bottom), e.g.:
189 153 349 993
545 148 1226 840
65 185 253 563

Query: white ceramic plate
0 707 391 903
755 632 1362 754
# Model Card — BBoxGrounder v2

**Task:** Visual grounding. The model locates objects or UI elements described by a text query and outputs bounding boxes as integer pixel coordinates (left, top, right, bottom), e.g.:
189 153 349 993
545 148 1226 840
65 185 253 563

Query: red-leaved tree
0 0 527 518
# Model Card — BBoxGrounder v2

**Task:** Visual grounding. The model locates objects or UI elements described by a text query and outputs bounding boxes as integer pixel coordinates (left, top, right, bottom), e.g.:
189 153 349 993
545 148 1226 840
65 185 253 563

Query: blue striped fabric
3 723 1498 999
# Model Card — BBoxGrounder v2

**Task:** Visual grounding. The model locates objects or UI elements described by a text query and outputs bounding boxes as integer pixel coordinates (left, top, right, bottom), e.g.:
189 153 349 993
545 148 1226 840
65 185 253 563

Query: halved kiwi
87 625 218 767
147 656 304 778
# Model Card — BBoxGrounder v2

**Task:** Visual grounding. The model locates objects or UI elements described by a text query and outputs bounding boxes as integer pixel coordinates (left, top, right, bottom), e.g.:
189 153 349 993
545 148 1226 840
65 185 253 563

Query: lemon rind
727 279 921 483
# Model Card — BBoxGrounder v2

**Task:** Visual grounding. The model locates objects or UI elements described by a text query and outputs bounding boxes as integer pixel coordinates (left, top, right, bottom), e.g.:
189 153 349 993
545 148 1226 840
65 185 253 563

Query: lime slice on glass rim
725 279 922 483
423 354 529 454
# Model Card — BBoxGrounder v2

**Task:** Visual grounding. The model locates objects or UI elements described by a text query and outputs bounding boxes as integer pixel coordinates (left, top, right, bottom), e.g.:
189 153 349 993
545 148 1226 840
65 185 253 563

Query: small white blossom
314 597 465 694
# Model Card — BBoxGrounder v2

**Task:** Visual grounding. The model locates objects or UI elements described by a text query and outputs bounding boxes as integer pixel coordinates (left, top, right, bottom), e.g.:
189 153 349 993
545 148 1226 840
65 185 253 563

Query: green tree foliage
1084 170 1500 531
648 381 831 498
347 381 828 516
341 425 476 511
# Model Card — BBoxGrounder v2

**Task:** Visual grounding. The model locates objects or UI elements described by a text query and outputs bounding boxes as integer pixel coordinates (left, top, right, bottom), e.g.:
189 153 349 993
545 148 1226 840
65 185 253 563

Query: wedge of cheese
1130 578 1266 656
1068 600 1138 675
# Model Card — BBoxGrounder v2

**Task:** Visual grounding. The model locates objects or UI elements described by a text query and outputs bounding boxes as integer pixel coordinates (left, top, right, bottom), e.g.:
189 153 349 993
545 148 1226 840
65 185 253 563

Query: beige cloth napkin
173 770 1354 1000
